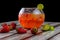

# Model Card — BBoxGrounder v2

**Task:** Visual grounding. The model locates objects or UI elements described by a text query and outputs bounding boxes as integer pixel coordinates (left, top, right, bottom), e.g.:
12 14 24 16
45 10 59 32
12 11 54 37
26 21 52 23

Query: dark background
0 0 60 23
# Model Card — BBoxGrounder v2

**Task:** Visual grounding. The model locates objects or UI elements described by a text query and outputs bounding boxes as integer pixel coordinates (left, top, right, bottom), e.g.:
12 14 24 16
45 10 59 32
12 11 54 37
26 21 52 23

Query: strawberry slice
0 25 10 33
2 23 7 27
16 28 27 34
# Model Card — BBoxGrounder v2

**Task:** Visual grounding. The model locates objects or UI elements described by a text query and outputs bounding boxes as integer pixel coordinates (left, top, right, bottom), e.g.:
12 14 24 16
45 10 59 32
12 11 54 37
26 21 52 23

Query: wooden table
0 21 60 40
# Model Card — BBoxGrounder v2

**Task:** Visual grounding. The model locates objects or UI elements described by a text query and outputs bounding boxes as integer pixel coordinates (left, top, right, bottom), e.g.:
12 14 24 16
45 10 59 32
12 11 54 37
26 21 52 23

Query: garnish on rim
37 3 44 10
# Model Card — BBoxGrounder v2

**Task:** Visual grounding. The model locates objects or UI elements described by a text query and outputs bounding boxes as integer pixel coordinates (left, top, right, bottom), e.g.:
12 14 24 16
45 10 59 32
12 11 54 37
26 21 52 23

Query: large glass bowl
18 8 45 29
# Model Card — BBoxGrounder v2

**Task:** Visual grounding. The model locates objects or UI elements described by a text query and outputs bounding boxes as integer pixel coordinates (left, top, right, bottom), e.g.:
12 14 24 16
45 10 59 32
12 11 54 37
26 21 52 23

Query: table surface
0 21 60 40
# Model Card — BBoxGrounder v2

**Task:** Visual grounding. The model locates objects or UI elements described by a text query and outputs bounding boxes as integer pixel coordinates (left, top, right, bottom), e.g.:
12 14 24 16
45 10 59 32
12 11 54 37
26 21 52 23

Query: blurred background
0 0 60 23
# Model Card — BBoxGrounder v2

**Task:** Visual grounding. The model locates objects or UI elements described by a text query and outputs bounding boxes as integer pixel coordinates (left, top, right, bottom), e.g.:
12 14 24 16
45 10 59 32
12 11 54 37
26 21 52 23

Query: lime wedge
42 24 50 31
42 24 55 31
50 26 55 31
37 3 44 10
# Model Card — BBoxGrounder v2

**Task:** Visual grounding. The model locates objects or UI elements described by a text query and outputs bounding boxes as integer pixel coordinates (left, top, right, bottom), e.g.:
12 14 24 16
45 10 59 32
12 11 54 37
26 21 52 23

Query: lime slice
37 3 44 10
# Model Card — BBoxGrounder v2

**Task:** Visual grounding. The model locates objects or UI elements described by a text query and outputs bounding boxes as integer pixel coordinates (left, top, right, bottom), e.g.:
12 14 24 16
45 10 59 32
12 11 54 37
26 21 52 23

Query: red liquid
18 13 45 29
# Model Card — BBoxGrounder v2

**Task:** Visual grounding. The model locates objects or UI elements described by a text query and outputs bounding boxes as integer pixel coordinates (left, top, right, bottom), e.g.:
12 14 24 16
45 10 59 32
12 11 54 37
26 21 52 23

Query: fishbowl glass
18 8 45 29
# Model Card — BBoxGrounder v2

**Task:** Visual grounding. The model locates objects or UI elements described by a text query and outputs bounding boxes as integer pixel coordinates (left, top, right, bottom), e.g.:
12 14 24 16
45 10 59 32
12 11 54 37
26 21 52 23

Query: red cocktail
18 8 45 29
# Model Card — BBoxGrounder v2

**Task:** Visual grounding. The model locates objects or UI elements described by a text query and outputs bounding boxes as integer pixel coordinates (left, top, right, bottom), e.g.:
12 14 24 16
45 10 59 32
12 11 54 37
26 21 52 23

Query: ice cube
33 8 41 14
